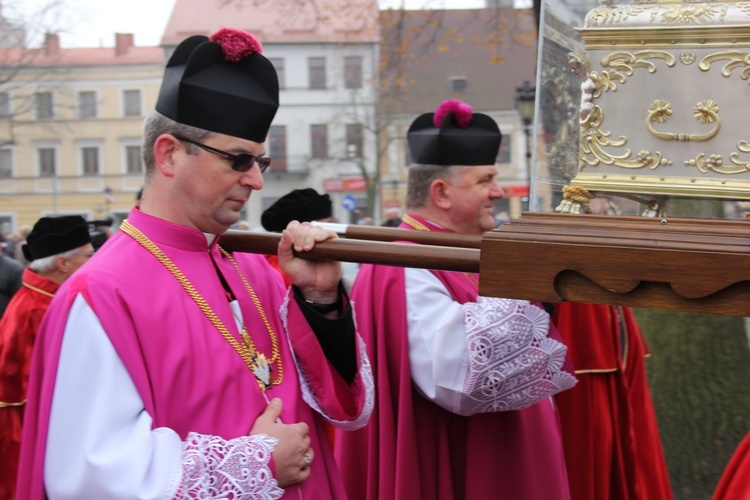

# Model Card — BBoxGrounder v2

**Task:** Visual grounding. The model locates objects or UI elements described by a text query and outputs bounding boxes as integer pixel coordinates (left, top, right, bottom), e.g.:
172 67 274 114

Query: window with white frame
450 76 468 92
496 134 511 164
311 124 328 159
0 215 13 235
269 125 287 171
270 58 285 89
122 89 142 117
125 144 143 175
0 149 11 178
79 143 101 176
37 147 56 177
346 124 363 158
78 91 97 118
344 56 363 89
0 92 10 118
34 92 54 119
309 58 326 89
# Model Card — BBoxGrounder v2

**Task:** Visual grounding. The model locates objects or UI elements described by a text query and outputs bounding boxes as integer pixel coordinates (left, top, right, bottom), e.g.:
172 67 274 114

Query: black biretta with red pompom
407 99 502 166
155 28 279 143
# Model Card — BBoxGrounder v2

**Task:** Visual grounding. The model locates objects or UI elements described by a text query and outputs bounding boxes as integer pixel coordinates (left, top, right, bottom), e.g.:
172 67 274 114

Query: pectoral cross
242 331 272 391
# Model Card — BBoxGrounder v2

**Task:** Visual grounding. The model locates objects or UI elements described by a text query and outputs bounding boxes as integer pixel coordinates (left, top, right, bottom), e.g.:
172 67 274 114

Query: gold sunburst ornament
648 100 672 123
693 100 719 124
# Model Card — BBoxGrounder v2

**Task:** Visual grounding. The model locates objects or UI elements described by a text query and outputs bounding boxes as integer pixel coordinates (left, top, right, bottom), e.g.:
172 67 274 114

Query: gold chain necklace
402 213 479 286
22 282 55 298
402 213 429 231
120 220 283 392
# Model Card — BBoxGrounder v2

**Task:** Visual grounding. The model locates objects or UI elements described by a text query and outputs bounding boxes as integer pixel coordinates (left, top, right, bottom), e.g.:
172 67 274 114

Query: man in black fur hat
261 188 332 233
0 215 93 499
261 188 333 286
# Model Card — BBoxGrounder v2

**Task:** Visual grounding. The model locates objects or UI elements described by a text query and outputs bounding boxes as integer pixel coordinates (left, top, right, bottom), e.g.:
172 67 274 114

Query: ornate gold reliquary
569 0 750 200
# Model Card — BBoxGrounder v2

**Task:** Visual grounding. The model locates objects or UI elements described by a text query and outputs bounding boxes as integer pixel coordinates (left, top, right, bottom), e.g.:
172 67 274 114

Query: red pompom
210 28 263 62
433 99 473 128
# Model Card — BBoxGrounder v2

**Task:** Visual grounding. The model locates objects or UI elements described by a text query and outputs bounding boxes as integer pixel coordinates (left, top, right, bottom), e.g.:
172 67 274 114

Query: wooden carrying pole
219 213 750 317
219 227 481 273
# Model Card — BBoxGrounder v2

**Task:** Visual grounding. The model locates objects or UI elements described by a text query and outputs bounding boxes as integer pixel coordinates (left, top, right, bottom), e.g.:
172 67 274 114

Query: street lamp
515 80 536 162
515 80 536 206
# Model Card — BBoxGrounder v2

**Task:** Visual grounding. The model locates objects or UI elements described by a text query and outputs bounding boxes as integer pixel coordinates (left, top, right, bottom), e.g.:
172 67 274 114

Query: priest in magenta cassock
333 99 578 499
16 28 373 499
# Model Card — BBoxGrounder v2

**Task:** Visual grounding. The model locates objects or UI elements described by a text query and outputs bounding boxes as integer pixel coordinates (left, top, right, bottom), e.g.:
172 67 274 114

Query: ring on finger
304 454 312 467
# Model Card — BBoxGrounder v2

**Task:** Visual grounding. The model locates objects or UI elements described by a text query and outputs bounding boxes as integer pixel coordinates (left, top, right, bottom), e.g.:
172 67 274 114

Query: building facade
0 32 165 232
0 2 536 235
377 7 538 222
161 0 381 228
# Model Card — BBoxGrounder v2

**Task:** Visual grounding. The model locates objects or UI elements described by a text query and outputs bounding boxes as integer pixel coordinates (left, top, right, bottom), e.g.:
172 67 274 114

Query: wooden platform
480 212 750 317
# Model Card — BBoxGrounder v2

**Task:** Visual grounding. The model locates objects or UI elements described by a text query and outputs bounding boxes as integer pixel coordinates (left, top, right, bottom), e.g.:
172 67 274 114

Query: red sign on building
323 177 367 192
502 185 530 197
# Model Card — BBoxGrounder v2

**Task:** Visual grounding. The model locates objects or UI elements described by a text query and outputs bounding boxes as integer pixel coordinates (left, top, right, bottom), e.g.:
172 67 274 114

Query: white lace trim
281 294 375 431
175 432 283 499
454 297 577 415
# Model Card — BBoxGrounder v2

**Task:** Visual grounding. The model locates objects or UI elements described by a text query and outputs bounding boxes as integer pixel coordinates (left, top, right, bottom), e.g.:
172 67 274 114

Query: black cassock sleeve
292 282 356 384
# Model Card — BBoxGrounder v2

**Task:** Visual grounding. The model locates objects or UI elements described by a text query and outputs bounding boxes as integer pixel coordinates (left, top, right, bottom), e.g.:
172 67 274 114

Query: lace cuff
175 432 284 499
455 298 577 415
280 294 375 431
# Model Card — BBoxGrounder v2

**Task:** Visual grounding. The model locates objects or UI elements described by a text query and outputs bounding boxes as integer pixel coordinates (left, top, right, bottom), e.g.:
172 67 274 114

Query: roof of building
379 7 538 115
0 34 165 68
161 0 380 46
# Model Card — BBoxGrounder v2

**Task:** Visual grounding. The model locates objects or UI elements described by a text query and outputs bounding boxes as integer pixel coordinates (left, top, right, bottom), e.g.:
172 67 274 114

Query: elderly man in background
0 215 93 499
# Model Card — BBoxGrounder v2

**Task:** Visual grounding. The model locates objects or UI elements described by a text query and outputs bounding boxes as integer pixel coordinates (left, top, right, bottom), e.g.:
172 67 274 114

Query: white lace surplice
405 268 577 416
45 295 282 499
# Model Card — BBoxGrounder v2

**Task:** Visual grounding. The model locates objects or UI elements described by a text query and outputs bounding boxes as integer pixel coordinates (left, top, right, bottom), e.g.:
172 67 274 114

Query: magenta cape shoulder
17 208 366 499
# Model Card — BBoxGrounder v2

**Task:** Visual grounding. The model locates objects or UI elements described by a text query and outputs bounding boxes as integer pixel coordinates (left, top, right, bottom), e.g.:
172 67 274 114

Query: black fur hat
261 189 332 232
22 215 91 262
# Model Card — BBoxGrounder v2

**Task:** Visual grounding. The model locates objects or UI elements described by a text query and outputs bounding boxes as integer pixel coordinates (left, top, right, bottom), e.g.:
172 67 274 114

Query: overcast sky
16 0 489 48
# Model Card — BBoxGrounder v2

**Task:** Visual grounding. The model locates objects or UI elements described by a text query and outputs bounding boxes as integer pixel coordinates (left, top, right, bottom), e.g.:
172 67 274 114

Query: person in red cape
334 99 578 500
0 215 93 499
553 302 673 500
713 431 750 499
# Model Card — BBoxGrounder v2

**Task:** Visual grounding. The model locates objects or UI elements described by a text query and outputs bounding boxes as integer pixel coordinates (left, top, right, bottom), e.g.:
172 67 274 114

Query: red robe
714 432 750 499
265 254 292 287
0 268 58 500
552 302 673 500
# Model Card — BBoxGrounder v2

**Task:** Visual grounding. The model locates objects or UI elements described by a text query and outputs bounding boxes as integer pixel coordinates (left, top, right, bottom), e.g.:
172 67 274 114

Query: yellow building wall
0 62 164 230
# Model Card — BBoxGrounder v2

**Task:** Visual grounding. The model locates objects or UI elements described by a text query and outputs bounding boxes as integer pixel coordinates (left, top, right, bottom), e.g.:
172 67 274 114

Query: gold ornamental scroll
567 0 750 201
529 0 750 214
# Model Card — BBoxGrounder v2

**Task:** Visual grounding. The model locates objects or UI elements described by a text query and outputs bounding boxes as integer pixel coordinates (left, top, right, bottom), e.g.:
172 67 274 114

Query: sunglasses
173 135 272 173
